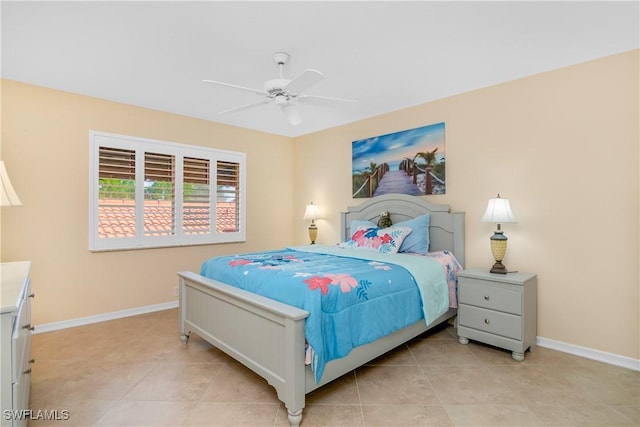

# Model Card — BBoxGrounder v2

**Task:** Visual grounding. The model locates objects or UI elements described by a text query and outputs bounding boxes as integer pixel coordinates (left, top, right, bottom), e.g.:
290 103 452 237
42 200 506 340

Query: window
89 131 246 251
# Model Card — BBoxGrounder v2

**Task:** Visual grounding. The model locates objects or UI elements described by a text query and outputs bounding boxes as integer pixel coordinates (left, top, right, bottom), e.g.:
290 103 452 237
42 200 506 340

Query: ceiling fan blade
203 79 268 96
284 69 324 94
297 94 359 108
219 100 271 115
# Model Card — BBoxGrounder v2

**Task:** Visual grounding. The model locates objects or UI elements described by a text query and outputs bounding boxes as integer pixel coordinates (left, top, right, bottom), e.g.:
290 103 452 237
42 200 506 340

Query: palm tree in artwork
368 162 378 175
412 147 438 168
412 148 438 194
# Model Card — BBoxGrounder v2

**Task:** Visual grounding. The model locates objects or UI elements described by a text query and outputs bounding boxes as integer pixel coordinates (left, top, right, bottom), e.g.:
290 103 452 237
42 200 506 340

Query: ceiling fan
203 52 358 126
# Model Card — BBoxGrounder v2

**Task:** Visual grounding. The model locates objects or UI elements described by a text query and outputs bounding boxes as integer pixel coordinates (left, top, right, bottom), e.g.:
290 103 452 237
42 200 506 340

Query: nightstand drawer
458 304 522 340
458 279 522 315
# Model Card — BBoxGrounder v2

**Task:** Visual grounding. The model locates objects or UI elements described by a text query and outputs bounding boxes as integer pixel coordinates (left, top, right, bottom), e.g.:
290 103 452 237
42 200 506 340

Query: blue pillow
395 214 430 254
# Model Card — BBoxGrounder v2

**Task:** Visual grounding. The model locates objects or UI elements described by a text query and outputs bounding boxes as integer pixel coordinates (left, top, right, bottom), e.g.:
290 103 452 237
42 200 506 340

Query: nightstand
457 268 537 361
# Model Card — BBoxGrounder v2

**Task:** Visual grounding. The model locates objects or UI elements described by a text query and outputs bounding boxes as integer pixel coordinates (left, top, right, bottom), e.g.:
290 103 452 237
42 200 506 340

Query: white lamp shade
481 195 516 223
303 203 319 220
0 161 22 206
281 104 302 126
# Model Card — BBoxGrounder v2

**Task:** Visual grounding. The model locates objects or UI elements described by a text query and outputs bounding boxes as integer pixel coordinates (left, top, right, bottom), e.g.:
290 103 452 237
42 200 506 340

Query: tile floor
27 309 639 426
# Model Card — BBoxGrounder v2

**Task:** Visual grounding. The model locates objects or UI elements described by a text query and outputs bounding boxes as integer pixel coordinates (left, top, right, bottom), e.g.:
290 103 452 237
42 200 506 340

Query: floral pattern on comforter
200 245 454 382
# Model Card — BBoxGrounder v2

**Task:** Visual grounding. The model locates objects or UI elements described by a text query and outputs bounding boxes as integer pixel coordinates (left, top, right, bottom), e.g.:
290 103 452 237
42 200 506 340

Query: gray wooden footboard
178 271 309 426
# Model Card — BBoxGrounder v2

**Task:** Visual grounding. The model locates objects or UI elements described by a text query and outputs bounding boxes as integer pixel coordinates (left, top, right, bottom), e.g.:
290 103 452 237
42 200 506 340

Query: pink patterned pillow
339 226 412 254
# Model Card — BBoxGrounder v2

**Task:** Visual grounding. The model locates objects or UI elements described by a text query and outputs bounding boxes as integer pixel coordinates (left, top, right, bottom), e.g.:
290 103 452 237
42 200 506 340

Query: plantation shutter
98 147 136 238
143 152 175 237
183 157 210 235
216 160 240 233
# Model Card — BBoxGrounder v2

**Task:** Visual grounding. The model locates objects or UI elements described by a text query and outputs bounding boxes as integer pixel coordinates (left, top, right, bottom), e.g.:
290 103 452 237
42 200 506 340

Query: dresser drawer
12 294 31 382
458 304 522 340
458 279 522 315
12 376 30 427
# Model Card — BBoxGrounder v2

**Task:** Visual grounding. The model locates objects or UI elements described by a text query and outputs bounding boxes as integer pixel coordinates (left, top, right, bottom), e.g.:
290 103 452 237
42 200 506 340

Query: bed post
452 211 465 267
178 275 190 344
281 316 306 427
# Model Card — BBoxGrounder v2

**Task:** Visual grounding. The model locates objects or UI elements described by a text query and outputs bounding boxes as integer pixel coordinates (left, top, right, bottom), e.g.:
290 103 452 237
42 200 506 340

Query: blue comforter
200 245 448 382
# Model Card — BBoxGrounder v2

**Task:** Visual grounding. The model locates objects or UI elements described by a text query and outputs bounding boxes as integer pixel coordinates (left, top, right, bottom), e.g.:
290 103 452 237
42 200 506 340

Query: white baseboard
34 304 639 372
34 300 179 334
537 336 640 372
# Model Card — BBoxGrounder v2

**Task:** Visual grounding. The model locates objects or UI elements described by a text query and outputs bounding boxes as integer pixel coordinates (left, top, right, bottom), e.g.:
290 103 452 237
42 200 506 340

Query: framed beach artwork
352 122 446 198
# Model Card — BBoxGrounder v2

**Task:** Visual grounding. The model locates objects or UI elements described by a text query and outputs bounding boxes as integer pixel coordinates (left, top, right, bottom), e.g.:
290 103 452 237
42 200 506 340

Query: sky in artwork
351 122 445 174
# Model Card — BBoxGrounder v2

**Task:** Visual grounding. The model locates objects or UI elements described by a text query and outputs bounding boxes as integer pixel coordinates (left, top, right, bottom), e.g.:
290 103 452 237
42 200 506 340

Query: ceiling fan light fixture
281 104 302 126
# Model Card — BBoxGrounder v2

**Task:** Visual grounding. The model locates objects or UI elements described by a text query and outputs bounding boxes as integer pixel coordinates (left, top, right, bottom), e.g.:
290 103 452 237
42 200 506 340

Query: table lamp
481 194 516 274
1 161 22 206
303 202 319 244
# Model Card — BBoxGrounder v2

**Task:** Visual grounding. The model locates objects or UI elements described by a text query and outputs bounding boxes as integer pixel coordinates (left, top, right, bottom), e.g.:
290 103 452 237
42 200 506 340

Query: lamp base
489 229 509 274
490 260 508 274
308 223 318 245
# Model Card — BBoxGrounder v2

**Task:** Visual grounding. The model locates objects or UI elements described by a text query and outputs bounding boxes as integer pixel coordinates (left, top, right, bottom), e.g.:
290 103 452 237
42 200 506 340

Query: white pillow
339 226 412 254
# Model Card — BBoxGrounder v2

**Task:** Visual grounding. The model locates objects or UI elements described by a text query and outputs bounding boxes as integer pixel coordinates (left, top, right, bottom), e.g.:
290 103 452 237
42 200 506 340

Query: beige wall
293 50 639 360
2 49 638 361
1 80 294 324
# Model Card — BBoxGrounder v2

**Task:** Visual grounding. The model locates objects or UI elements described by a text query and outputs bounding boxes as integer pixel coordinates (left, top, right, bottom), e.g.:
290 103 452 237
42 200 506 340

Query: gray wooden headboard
340 193 465 267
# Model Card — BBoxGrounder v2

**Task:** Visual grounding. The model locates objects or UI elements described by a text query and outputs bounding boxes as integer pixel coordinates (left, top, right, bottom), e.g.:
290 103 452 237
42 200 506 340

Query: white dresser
457 268 537 361
1 261 34 427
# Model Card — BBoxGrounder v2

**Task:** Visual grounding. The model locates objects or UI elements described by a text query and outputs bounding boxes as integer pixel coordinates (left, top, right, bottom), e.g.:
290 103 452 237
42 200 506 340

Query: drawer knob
28 293 35 298
23 368 32 375
484 295 490 301
23 323 35 331
484 318 491 325
29 359 35 365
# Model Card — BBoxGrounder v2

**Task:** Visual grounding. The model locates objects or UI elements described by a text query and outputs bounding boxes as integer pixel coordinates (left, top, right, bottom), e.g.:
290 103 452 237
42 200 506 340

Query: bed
178 193 465 426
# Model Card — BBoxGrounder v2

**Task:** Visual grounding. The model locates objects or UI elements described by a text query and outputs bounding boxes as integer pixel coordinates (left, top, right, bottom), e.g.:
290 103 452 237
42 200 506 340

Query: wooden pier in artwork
373 170 422 197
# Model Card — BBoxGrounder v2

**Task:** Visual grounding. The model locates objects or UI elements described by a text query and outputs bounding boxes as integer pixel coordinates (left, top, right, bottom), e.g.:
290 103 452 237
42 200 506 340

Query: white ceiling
2 1 638 138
